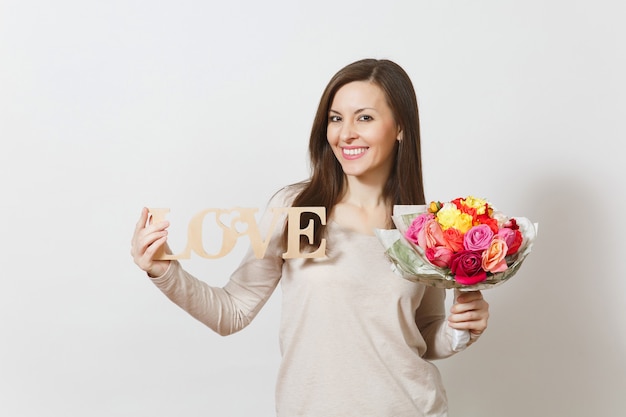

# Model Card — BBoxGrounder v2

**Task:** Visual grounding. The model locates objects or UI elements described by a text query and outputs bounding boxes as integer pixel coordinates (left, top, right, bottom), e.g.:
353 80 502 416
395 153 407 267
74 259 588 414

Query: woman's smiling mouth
342 147 368 159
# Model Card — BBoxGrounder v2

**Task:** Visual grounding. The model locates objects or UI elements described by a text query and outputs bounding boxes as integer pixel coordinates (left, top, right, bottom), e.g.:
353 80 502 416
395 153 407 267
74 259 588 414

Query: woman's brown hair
288 58 425 246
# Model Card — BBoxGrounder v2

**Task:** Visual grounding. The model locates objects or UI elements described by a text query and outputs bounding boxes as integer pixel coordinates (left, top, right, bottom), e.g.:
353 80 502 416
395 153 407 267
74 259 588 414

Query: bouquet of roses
376 196 538 290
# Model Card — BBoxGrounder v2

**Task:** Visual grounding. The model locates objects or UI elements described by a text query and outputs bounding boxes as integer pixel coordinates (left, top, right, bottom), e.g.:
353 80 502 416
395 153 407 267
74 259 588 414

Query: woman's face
327 81 401 183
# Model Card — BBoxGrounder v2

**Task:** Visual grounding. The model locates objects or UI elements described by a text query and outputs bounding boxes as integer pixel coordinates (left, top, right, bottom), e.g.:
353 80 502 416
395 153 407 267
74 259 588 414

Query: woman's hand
130 207 171 277
448 290 489 339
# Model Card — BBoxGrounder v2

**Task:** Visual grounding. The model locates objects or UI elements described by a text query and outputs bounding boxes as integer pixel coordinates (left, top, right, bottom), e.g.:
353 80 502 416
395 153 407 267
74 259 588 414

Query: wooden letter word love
149 207 326 260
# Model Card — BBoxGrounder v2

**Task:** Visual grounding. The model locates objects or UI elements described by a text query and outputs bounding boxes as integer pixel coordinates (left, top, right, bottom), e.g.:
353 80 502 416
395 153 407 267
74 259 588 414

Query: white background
1 1 624 416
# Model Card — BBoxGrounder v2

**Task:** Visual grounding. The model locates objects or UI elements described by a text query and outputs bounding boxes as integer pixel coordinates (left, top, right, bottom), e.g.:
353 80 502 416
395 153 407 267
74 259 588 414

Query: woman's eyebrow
329 107 376 114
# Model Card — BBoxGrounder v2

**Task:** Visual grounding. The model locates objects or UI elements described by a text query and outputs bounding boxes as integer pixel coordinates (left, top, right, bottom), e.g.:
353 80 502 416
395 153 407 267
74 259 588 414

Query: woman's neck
331 176 392 234
341 174 390 206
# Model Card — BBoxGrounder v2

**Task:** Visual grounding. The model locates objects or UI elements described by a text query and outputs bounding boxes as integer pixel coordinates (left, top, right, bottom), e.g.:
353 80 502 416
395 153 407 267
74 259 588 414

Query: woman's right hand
131 207 171 277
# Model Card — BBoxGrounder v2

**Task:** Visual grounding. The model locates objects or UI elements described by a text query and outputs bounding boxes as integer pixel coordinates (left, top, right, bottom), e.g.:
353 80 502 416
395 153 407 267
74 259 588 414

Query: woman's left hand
447 290 489 337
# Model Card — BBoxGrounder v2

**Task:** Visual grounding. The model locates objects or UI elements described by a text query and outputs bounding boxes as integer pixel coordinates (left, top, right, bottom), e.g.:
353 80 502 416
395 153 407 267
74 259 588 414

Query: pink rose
463 224 494 251
482 238 509 273
405 213 434 245
496 228 516 248
450 250 487 285
425 246 453 268
419 218 446 249
497 227 524 255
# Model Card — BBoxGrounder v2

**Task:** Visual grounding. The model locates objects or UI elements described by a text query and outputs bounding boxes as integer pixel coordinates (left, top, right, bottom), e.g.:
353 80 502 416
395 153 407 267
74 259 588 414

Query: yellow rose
428 201 441 213
436 203 473 233
462 196 489 215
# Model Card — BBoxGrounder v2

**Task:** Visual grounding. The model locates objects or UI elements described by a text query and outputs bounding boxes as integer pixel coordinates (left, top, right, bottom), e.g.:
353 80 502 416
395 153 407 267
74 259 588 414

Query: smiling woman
327 81 402 184
326 80 404 235
131 58 490 417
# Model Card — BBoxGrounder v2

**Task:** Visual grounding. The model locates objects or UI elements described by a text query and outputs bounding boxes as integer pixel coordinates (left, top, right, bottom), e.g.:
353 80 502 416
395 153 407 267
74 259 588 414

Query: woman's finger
448 289 489 334
134 207 149 234
455 290 483 304
131 210 167 256
143 235 168 259
130 207 171 277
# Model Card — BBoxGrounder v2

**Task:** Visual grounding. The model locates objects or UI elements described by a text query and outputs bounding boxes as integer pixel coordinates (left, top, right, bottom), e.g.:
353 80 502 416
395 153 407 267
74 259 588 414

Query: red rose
450 250 488 285
504 218 519 230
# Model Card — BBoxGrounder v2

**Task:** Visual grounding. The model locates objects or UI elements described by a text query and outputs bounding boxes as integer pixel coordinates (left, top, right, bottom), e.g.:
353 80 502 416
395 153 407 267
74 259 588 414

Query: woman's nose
339 120 357 142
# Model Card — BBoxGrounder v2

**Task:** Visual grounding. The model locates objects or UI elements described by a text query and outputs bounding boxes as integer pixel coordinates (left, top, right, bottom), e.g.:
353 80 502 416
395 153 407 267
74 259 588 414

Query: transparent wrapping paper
375 205 538 292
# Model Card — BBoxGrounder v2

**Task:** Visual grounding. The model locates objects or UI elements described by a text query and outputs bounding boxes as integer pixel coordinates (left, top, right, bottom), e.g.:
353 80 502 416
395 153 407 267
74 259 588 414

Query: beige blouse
150 186 463 416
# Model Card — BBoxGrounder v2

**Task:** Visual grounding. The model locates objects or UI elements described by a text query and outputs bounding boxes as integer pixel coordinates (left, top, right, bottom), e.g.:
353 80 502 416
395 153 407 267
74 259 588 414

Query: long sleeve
148 187 295 336
415 286 460 359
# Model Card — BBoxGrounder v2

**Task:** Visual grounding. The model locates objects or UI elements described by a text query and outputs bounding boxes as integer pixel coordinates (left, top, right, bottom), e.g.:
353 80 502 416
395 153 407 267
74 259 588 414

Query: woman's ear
397 128 403 141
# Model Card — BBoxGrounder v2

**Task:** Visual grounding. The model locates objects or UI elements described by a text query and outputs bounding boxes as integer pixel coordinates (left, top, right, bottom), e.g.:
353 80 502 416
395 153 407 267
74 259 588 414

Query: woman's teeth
343 148 366 156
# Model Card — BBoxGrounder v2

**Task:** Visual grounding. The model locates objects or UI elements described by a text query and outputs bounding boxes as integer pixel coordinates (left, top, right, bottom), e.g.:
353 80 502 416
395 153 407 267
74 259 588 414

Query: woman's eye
329 115 341 122
358 115 373 121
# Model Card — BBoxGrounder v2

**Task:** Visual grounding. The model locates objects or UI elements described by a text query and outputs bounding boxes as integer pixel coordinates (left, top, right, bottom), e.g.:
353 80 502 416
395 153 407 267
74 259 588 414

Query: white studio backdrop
1 1 624 416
